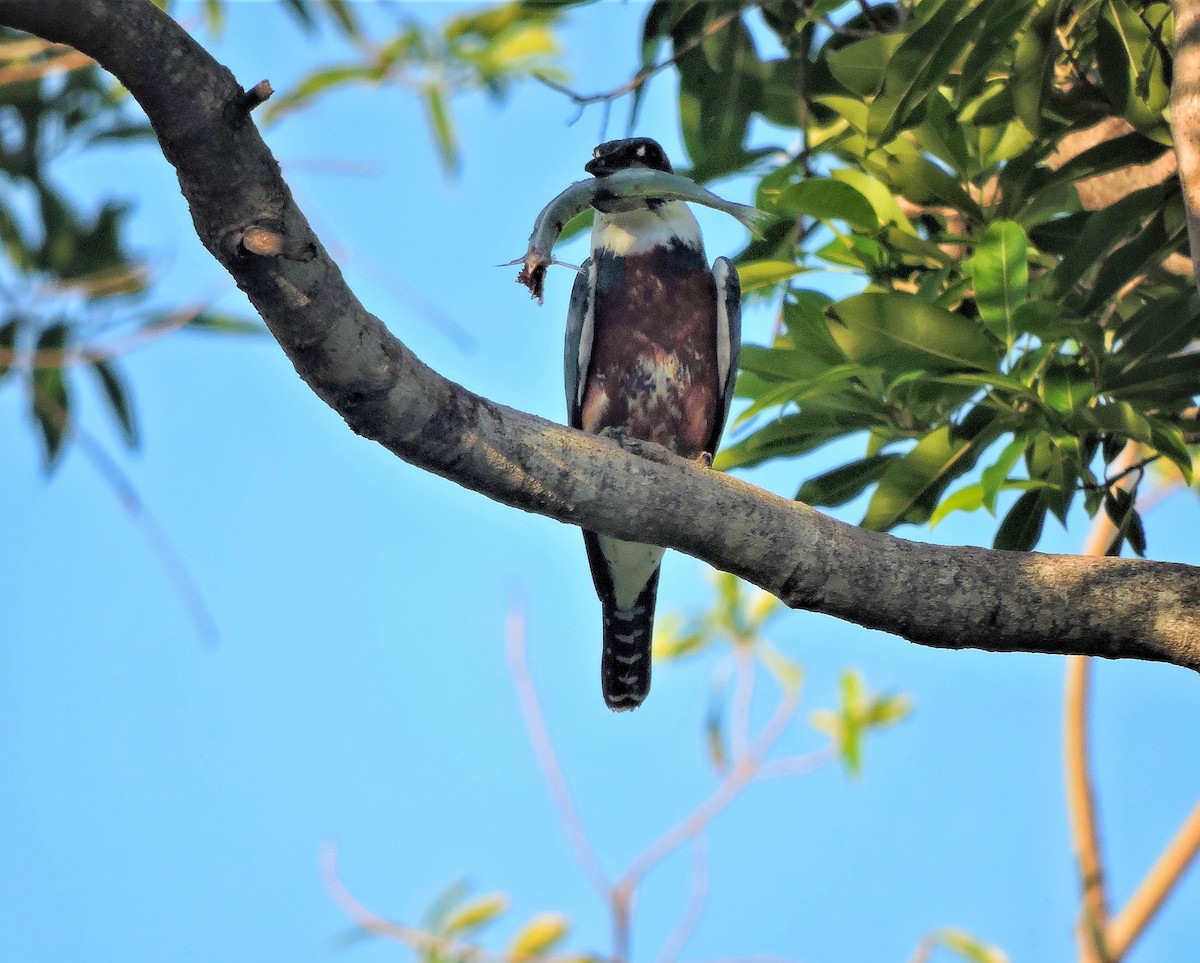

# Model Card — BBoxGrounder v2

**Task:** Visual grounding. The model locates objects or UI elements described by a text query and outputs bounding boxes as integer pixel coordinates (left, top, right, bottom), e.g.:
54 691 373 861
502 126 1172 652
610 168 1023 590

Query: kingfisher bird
564 137 742 711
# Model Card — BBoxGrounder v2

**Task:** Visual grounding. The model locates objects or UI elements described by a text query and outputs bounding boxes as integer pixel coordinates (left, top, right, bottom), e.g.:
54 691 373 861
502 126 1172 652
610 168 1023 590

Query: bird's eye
593 148 601 159
636 145 646 157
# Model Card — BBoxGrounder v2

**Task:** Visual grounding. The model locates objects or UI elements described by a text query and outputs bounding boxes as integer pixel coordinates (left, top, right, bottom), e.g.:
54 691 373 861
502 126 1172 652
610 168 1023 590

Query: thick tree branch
8 0 1200 671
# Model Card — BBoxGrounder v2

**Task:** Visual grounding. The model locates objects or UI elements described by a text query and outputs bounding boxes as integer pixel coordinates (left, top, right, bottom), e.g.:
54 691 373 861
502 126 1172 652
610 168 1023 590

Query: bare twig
505 602 612 899
1065 441 1139 963
1107 800 1200 957
320 842 500 962
537 6 744 111
618 685 801 891
658 835 711 963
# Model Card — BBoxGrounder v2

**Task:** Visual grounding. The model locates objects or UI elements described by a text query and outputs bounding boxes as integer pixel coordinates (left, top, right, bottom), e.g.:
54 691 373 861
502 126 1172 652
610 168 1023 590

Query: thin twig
505 602 612 899
319 842 498 962
1065 441 1138 963
755 747 835 781
618 686 802 890
657 835 711 963
537 6 744 110
1107 800 1200 957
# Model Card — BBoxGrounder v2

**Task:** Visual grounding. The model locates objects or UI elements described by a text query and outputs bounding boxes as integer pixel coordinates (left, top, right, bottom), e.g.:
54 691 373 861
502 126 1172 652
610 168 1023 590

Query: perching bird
564 137 741 711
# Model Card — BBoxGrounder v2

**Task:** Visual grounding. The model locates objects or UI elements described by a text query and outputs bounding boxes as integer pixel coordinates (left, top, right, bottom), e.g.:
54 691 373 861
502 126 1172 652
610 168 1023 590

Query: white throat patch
591 200 704 257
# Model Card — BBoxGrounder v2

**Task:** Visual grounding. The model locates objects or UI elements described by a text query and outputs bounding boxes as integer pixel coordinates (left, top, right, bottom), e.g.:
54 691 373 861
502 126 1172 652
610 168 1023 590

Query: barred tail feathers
583 531 665 712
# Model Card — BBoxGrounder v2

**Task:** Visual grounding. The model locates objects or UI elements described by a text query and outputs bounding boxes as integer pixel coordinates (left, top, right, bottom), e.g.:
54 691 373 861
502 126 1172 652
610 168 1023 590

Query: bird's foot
597 427 676 466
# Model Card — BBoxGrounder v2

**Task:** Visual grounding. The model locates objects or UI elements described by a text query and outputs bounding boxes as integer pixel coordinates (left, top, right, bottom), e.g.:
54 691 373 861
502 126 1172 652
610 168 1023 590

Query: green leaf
930 482 986 527
185 311 266 335
796 453 899 507
1074 401 1153 444
1114 290 1200 371
829 169 917 233
993 489 1046 551
826 33 906 96
981 435 1027 512
867 0 992 145
1041 183 1171 300
956 0 1037 103
1102 353 1200 403
266 63 382 121
1146 417 1194 484
863 421 1002 531
827 293 999 373
89 358 138 447
1010 0 1065 135
424 84 460 176
31 325 72 471
737 260 804 293
970 220 1028 345
715 407 881 471
1096 0 1172 139
934 927 1010 963
777 178 878 231
865 692 912 727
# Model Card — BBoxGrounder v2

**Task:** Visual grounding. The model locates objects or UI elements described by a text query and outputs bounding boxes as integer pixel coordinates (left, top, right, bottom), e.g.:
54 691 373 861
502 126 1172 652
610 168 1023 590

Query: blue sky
2 3 1198 962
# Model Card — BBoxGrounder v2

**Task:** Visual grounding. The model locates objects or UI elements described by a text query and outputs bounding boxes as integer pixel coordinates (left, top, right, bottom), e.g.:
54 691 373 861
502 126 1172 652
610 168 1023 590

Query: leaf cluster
639 0 1197 553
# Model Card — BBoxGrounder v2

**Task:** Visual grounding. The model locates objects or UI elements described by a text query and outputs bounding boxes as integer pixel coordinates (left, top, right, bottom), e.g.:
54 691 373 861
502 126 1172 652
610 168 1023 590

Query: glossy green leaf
1010 0 1065 134
828 293 999 373
1102 353 1200 402
956 0 1037 103
930 482 986 526
981 435 1027 512
796 453 899 507
715 407 880 471
1096 0 1172 139
1074 401 1153 444
1147 417 1194 484
737 260 804 293
1114 291 1200 371
867 0 992 145
863 422 1000 531
970 220 1028 345
826 33 905 96
777 178 878 231
993 489 1046 551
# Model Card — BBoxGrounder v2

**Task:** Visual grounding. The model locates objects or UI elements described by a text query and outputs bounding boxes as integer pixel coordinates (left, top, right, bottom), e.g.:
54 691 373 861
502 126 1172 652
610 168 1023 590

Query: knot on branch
237 223 315 262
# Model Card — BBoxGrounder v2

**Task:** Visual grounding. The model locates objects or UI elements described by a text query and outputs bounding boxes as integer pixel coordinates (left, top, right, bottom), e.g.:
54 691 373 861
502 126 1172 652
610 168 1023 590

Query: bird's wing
711 256 742 453
564 257 595 429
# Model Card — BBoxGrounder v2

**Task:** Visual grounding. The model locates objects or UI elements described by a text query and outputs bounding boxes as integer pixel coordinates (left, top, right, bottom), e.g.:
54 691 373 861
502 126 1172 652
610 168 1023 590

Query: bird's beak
585 155 613 177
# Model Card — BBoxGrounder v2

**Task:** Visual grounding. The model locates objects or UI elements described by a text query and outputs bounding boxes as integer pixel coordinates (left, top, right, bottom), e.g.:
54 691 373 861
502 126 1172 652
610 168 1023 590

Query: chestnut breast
581 243 720 459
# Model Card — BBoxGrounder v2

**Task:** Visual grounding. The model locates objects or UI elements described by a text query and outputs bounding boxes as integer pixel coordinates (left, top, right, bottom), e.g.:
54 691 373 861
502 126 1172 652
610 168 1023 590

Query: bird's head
585 137 673 177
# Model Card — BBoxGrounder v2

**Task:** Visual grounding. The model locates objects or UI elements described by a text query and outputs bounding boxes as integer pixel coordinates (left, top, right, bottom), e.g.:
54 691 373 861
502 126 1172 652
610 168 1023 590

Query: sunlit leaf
970 220 1028 346
828 293 999 373
510 913 570 960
